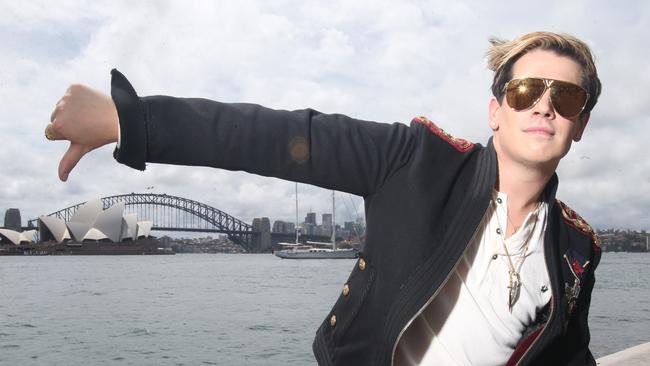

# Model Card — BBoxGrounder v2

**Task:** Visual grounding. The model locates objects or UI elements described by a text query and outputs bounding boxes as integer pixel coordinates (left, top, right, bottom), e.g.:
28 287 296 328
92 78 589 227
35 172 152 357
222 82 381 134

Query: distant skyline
1 0 648 230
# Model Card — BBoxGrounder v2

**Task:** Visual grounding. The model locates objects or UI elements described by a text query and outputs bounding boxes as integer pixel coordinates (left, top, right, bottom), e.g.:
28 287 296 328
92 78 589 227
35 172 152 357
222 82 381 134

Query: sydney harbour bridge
26 193 330 252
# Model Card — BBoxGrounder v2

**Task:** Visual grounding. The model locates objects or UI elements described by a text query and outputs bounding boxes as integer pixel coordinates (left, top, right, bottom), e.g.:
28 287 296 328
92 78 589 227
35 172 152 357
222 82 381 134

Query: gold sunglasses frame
504 77 590 119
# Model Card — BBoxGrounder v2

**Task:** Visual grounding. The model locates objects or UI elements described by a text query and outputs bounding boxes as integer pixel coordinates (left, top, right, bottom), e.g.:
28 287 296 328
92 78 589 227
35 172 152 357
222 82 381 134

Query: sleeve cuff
110 68 147 171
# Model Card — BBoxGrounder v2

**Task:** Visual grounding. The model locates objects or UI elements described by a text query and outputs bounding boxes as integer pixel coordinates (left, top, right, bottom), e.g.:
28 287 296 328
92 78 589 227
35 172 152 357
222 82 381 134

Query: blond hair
486 31 601 113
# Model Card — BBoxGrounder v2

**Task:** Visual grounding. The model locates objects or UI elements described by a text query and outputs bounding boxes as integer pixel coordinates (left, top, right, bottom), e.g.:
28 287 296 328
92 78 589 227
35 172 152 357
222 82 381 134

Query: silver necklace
493 198 540 312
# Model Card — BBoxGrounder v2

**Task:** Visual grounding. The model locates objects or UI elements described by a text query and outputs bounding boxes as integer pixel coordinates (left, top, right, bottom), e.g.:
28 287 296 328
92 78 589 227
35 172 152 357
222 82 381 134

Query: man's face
489 49 589 170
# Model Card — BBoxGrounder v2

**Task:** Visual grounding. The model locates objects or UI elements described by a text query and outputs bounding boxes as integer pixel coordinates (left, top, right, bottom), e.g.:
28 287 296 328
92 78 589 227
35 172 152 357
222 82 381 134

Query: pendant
565 279 581 315
508 271 521 312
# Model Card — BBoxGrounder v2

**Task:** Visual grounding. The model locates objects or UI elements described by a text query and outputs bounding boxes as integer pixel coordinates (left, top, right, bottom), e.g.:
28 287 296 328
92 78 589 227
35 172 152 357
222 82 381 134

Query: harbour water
0 252 647 365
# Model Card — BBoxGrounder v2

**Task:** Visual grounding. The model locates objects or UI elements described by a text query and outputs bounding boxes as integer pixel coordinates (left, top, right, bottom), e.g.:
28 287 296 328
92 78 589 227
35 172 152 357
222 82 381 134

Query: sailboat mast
295 182 299 244
331 190 336 251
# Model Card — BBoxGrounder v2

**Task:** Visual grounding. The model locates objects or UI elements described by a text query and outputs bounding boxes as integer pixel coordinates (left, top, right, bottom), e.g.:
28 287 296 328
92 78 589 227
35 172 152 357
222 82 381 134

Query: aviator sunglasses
504 77 590 119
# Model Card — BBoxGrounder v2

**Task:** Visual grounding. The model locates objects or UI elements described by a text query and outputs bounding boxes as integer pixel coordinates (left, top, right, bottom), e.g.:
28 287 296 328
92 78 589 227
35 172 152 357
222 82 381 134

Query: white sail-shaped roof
69 198 102 223
0 229 37 245
21 230 37 243
67 222 93 242
137 221 153 238
0 229 21 245
83 228 108 241
39 216 71 243
67 199 102 241
94 202 124 242
121 213 138 240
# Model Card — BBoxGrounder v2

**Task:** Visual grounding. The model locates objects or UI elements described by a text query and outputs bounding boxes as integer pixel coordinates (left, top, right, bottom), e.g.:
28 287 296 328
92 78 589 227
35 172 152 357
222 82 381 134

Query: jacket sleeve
110 69 415 197
559 249 601 366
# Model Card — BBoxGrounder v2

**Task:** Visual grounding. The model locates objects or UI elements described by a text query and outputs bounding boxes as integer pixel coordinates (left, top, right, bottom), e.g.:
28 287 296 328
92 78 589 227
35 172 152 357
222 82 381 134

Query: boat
274 186 358 259
274 243 358 259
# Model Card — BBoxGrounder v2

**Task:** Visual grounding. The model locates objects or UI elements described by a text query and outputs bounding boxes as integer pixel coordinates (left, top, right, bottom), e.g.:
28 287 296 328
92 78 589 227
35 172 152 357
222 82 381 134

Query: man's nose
532 89 556 118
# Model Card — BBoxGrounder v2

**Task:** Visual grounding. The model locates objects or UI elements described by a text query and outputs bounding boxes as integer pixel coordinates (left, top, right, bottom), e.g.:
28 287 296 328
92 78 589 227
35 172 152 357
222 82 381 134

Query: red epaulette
556 199 602 251
412 116 474 152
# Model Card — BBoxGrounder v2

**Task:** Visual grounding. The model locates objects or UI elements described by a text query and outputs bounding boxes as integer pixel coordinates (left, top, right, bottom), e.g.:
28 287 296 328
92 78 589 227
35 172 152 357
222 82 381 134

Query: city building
322 213 333 236
272 220 295 234
305 212 317 226
4 208 21 231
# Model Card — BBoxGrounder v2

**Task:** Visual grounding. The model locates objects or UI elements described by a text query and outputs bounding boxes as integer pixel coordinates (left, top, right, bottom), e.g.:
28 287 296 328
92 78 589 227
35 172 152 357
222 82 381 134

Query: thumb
58 143 87 181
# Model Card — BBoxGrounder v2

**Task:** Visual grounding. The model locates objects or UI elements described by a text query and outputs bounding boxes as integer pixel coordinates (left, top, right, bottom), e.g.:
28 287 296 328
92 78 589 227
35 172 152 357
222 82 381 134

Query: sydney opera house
0 198 160 255
0 228 37 245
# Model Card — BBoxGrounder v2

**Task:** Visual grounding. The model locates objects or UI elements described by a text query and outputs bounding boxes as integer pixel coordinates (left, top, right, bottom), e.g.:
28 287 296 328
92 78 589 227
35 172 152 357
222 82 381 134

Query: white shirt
394 192 551 366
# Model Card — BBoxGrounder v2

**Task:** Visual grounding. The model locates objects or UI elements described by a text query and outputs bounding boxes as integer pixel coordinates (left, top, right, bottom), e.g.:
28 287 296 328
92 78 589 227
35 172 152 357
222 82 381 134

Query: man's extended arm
51 69 416 197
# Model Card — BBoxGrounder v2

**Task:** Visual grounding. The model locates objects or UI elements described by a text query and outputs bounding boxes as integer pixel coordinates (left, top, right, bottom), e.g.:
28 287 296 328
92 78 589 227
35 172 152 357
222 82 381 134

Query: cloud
0 0 648 231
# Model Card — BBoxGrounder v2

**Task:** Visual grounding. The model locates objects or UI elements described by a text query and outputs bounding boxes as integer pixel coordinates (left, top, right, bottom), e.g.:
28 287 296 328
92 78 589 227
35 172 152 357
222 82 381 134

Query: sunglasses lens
505 78 546 111
550 82 588 118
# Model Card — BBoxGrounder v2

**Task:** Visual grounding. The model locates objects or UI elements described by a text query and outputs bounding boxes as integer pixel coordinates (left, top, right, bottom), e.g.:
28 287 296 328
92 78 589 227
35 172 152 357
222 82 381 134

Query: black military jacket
110 69 601 366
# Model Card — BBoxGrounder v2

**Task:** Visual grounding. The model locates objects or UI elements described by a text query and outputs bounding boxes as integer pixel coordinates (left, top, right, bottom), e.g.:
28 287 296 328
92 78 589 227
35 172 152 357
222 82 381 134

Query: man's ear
488 97 501 131
573 112 590 142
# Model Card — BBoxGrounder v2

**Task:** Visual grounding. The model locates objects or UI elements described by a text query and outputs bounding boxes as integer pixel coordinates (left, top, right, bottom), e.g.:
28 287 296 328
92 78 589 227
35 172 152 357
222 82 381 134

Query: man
47 31 602 365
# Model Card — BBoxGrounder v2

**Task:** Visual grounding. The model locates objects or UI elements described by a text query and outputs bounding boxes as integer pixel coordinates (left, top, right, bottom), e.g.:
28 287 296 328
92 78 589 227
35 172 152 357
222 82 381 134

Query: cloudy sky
0 0 648 231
